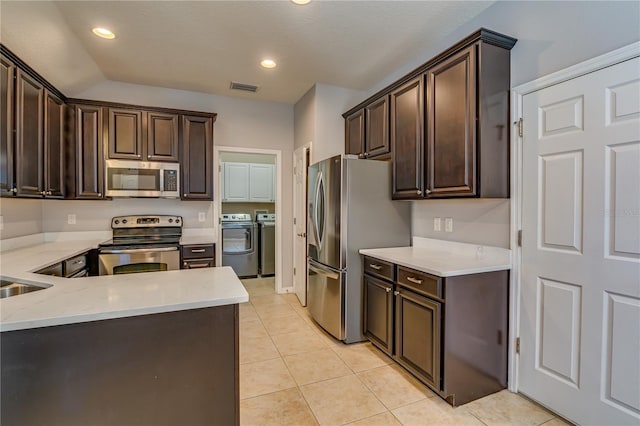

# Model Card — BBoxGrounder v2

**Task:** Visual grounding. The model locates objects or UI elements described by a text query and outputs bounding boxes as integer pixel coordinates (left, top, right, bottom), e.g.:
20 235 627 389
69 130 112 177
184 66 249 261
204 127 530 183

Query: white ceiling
0 1 494 104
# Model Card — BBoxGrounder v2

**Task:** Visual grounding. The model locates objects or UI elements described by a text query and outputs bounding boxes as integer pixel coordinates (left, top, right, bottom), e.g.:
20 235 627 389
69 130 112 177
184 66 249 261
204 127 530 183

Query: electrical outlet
433 217 441 231
68 214 76 225
445 217 453 233
198 212 206 222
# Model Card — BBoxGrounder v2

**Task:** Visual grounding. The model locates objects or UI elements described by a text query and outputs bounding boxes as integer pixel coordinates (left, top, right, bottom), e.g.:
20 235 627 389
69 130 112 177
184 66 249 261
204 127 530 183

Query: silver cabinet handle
185 262 210 268
191 249 206 253
369 264 382 270
385 287 391 293
393 291 400 296
426 189 432 194
98 192 102 197
406 276 423 284
71 259 85 265
40 191 46 196
10 187 17 193
416 190 421 195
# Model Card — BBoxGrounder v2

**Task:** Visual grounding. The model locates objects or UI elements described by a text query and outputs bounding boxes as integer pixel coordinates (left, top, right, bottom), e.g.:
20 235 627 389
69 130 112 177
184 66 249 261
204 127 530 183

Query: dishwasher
221 213 258 278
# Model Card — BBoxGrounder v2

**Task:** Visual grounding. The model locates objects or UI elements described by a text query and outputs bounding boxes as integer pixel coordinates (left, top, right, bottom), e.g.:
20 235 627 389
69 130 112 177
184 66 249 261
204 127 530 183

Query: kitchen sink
0 279 50 299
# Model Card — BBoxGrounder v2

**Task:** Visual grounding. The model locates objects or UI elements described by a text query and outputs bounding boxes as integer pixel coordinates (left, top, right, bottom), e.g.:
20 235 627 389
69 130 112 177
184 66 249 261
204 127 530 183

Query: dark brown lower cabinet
363 274 394 355
395 287 441 390
1 305 239 426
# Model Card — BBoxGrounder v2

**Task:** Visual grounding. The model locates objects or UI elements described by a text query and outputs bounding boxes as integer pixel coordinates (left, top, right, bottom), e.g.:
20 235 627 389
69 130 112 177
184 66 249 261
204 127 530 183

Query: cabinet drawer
182 259 215 269
397 266 441 299
64 254 87 277
182 244 214 260
364 256 394 281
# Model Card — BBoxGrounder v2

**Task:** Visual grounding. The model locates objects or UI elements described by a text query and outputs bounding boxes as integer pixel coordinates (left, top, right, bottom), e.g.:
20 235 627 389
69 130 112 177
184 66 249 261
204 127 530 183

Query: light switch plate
198 212 206 222
433 217 441 231
68 214 76 225
445 217 453 232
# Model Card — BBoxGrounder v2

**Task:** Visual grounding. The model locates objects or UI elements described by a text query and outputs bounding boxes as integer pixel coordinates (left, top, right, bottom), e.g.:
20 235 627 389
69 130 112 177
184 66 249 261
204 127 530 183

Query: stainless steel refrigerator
307 155 411 343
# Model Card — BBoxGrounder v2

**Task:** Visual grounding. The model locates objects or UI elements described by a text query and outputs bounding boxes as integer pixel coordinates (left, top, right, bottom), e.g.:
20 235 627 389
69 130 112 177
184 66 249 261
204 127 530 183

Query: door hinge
293 267 296 276
516 337 521 354
517 118 523 138
517 230 522 247
293 217 297 225
218 165 222 172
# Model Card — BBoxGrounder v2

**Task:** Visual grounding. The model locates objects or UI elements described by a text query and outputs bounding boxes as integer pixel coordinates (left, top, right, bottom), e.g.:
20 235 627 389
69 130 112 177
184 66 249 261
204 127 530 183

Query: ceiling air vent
230 81 259 93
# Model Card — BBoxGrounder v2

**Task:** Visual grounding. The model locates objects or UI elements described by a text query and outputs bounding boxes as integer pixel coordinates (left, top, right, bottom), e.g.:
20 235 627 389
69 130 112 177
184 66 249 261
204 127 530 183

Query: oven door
98 247 180 275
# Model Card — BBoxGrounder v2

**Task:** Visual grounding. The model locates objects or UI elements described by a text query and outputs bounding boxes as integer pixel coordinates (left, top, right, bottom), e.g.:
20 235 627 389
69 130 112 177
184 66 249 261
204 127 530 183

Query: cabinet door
391 77 424 199
147 112 179 162
395 288 441 390
426 45 476 197
74 105 104 199
365 96 390 159
249 163 274 202
345 109 364 157
108 108 143 160
223 162 249 202
0 54 15 196
363 274 394 355
15 69 44 197
43 91 64 198
181 115 213 200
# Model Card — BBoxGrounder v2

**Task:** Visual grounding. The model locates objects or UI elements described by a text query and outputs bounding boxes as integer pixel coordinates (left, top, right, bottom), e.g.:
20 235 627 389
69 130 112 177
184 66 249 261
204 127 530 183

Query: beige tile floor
239 277 571 426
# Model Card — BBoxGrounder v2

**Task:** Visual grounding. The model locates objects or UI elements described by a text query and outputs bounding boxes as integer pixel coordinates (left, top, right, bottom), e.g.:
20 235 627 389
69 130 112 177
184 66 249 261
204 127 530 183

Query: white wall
293 83 364 163
357 0 640 248
0 198 43 239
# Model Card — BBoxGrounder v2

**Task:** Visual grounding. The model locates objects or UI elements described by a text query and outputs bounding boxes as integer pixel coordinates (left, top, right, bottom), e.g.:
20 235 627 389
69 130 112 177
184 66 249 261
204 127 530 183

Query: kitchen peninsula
0 237 248 426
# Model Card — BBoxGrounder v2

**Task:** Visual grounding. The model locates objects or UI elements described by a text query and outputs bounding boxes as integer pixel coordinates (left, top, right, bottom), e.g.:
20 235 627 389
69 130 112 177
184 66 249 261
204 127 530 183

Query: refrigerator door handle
312 171 324 247
308 260 340 280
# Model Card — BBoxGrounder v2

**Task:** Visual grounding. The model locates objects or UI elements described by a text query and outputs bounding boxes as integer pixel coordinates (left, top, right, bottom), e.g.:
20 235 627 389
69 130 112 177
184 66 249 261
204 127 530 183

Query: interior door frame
293 142 312 304
508 41 640 393
214 145 283 293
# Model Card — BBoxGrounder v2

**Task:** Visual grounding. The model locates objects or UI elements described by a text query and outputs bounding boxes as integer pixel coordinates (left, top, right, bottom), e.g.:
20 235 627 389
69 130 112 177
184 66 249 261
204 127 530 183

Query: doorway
214 146 283 293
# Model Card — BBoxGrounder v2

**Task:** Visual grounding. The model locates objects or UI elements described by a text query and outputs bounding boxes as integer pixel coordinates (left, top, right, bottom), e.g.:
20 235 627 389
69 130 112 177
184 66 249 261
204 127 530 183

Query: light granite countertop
360 237 512 277
0 235 247 332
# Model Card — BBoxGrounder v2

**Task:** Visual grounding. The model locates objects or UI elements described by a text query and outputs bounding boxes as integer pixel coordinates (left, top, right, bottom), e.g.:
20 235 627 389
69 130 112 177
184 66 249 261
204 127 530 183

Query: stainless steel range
98 215 182 275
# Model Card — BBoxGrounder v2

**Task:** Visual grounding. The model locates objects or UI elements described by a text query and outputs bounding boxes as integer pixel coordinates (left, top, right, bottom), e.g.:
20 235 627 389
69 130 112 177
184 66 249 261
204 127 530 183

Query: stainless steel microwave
105 159 180 198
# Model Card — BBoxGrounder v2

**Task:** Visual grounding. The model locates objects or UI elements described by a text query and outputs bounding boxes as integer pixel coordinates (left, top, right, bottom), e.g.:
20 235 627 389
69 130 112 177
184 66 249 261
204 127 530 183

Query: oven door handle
100 247 179 254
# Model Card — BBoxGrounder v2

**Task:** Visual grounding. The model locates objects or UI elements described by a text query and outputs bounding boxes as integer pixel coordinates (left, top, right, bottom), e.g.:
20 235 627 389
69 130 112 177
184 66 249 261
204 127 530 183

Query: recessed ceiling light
291 0 311 4
92 27 116 39
260 59 277 69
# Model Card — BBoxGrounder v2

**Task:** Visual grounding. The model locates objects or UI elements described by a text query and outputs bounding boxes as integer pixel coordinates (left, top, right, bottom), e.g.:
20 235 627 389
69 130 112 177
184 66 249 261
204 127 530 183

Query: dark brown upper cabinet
391 77 424 200
108 108 143 160
43 91 65 198
426 42 510 198
365 96 390 159
181 114 213 200
107 108 179 162
344 109 364 157
15 69 44 198
68 104 104 199
1 53 15 197
426 46 476 198
343 29 516 200
147 111 179 162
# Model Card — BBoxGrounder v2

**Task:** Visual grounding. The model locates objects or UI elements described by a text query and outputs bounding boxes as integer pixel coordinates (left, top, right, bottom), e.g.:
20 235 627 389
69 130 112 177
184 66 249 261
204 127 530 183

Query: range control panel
111 215 183 228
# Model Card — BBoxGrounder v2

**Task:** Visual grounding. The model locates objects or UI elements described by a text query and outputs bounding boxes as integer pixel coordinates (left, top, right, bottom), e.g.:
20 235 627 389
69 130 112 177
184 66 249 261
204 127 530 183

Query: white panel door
293 145 309 305
520 57 640 425
249 164 274 202
223 162 249 202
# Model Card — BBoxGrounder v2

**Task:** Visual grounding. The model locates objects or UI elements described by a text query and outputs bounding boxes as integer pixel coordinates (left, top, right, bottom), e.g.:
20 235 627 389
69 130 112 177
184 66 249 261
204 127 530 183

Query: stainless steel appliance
257 213 275 276
98 215 182 275
307 156 411 343
221 214 258 278
105 159 180 198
